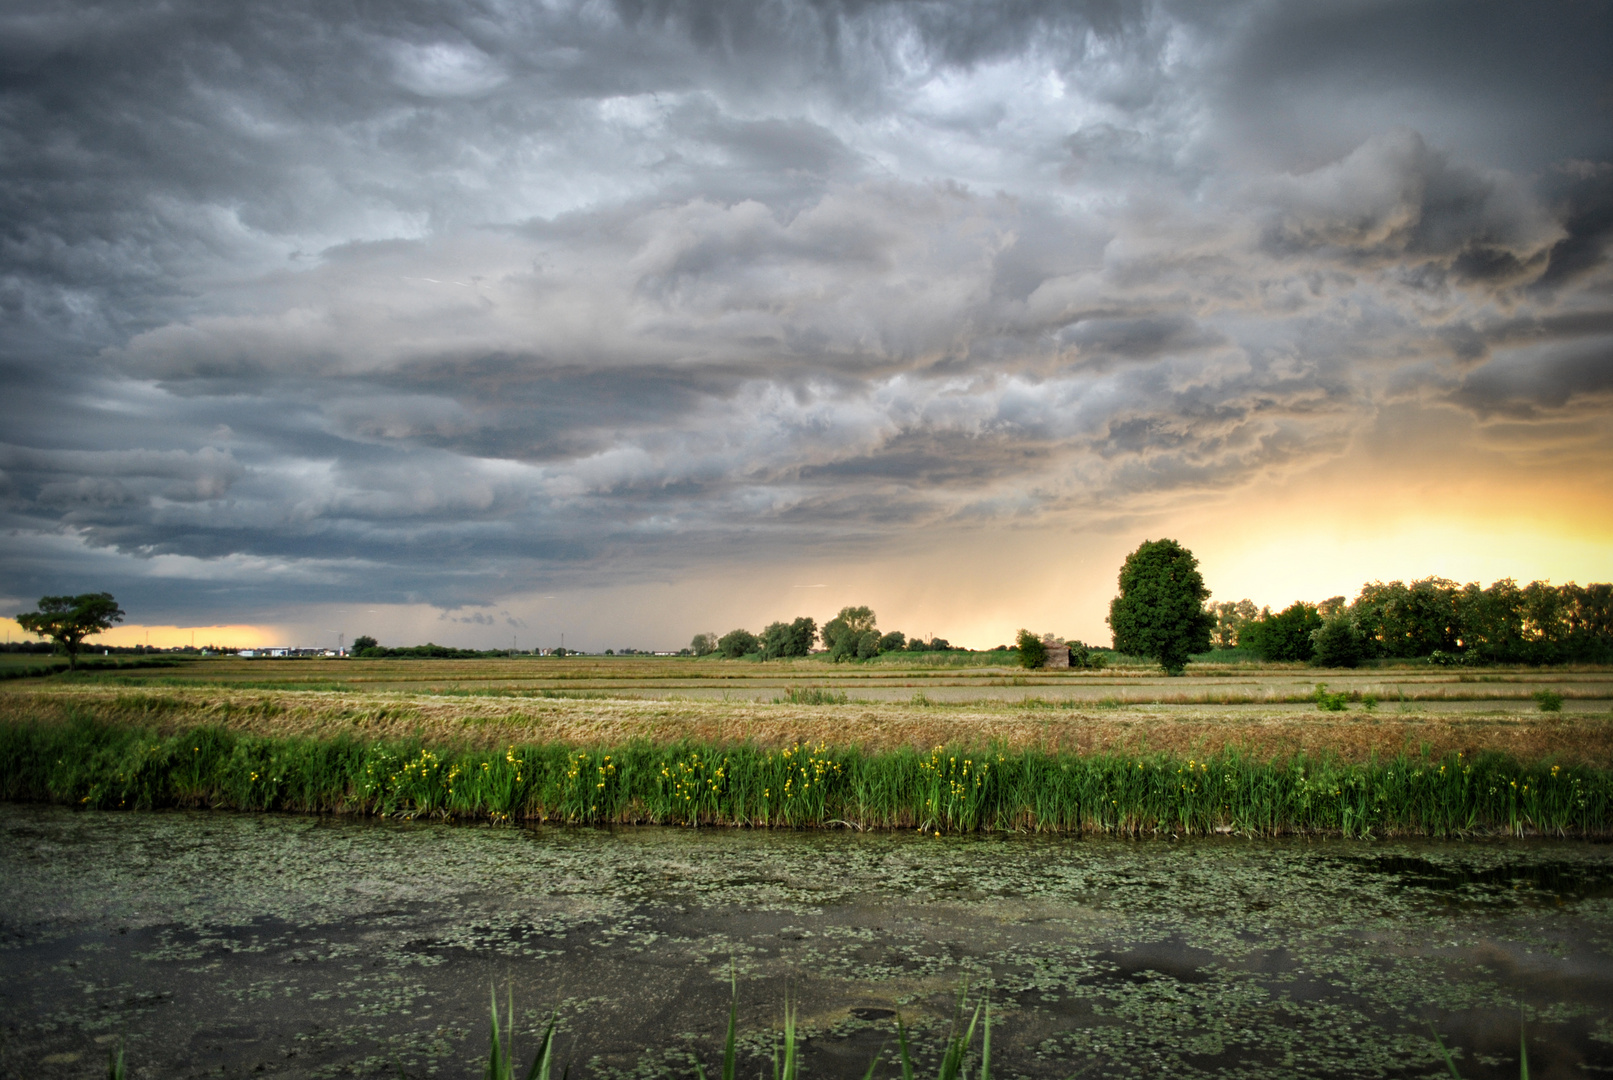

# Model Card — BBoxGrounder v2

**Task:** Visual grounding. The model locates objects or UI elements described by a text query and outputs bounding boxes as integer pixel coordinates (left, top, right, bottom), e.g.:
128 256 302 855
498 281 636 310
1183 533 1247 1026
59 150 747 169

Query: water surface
2 804 1610 1079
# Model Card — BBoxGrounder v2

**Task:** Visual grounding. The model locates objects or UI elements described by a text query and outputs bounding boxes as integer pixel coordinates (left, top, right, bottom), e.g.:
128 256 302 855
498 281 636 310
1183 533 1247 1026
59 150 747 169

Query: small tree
351 635 378 653
689 632 718 657
15 593 125 670
1107 539 1215 675
878 630 906 652
717 628 758 659
1015 629 1047 670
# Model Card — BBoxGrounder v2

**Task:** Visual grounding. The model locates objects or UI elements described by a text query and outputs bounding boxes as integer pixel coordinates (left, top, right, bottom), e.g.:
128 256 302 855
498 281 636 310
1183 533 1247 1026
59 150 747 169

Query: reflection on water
1 804 1610 1079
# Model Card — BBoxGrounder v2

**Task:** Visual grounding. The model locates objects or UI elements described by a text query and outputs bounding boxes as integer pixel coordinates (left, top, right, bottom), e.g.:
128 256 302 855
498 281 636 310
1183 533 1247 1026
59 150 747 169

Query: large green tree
15 593 125 670
1106 539 1214 675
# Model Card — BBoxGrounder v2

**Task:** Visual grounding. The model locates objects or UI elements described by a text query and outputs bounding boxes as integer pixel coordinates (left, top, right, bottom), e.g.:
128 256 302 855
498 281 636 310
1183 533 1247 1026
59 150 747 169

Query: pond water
2 804 1611 1080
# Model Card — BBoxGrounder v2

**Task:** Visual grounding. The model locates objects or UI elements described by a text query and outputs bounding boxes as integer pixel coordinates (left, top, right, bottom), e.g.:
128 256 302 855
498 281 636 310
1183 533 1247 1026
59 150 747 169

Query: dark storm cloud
1 0 1608 625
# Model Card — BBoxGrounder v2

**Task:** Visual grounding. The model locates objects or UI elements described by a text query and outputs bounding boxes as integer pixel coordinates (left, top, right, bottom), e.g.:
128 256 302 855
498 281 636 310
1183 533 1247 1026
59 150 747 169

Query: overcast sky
3 0 1611 650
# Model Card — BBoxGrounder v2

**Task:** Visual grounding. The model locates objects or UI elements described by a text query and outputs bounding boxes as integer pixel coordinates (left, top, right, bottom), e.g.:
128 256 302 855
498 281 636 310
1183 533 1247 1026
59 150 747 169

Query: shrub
1067 640 1108 670
1015 629 1047 670
1533 690 1564 713
1311 617 1363 668
1313 683 1349 712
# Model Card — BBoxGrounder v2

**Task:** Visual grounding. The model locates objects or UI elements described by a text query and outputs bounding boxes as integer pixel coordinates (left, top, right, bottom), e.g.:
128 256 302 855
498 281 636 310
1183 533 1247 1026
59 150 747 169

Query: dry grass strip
3 686 1610 765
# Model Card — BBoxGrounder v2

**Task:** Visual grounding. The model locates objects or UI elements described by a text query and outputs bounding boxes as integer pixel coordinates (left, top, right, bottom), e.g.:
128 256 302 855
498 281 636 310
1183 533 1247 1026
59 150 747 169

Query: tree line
1214 578 1613 667
689 607 954 661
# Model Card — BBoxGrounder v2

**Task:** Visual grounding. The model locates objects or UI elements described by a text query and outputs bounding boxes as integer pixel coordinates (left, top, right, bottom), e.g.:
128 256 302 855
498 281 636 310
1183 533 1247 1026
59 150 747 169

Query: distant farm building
1043 634 1070 668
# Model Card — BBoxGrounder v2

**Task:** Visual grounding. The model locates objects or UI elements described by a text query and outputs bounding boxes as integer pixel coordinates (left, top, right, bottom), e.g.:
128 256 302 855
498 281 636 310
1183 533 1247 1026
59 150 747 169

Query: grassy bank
3 714 1607 836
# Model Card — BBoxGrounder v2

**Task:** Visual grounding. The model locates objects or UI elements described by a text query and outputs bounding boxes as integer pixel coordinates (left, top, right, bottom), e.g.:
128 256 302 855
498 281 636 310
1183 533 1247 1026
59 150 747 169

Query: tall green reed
485 986 560 1080
3 715 1608 836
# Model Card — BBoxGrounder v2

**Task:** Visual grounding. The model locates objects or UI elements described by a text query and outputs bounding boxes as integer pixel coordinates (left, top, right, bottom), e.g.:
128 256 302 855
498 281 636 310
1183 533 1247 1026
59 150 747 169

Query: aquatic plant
2 716 1608 836
1431 1025 1529 1080
485 987 560 1080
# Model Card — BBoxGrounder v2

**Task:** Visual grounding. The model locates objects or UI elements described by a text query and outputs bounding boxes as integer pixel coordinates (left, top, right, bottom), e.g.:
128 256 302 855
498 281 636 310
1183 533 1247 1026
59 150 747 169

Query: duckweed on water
2 716 1609 836
2 804 1610 1078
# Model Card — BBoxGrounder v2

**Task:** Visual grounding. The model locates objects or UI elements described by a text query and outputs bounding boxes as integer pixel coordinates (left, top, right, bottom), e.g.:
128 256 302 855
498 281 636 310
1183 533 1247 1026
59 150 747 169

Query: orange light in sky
0 620 282 650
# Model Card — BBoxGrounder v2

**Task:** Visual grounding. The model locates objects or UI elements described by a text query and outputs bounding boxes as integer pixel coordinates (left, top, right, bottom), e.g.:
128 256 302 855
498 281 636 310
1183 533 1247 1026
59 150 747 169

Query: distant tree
1015 628 1047 670
1209 600 1260 649
1107 539 1215 675
1310 615 1363 668
760 617 818 660
788 616 818 656
1350 578 1461 658
1243 602 1324 662
15 593 124 670
351 635 378 653
717 628 758 659
758 621 788 659
878 630 906 652
689 632 719 657
823 606 878 662
1066 640 1108 670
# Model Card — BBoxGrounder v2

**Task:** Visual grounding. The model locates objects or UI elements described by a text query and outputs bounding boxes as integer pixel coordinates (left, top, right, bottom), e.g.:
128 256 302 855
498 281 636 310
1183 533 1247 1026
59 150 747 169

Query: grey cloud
1217 0 1613 170
1 0 1609 631
1536 163 1613 289
1449 340 1613 419
1259 132 1558 273
1 445 245 505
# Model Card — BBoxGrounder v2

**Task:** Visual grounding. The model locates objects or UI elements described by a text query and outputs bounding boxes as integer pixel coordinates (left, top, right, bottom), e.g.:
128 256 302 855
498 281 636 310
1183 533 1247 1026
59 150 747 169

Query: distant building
1042 634 1070 669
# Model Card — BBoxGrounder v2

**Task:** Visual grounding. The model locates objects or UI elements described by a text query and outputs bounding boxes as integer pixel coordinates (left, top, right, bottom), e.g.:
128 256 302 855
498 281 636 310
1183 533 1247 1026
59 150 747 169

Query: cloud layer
2 0 1610 638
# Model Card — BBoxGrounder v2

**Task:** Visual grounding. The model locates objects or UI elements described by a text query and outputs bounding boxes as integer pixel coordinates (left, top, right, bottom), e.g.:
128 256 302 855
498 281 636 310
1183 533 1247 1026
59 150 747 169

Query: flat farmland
14 652 1613 703
4 654 1611 764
